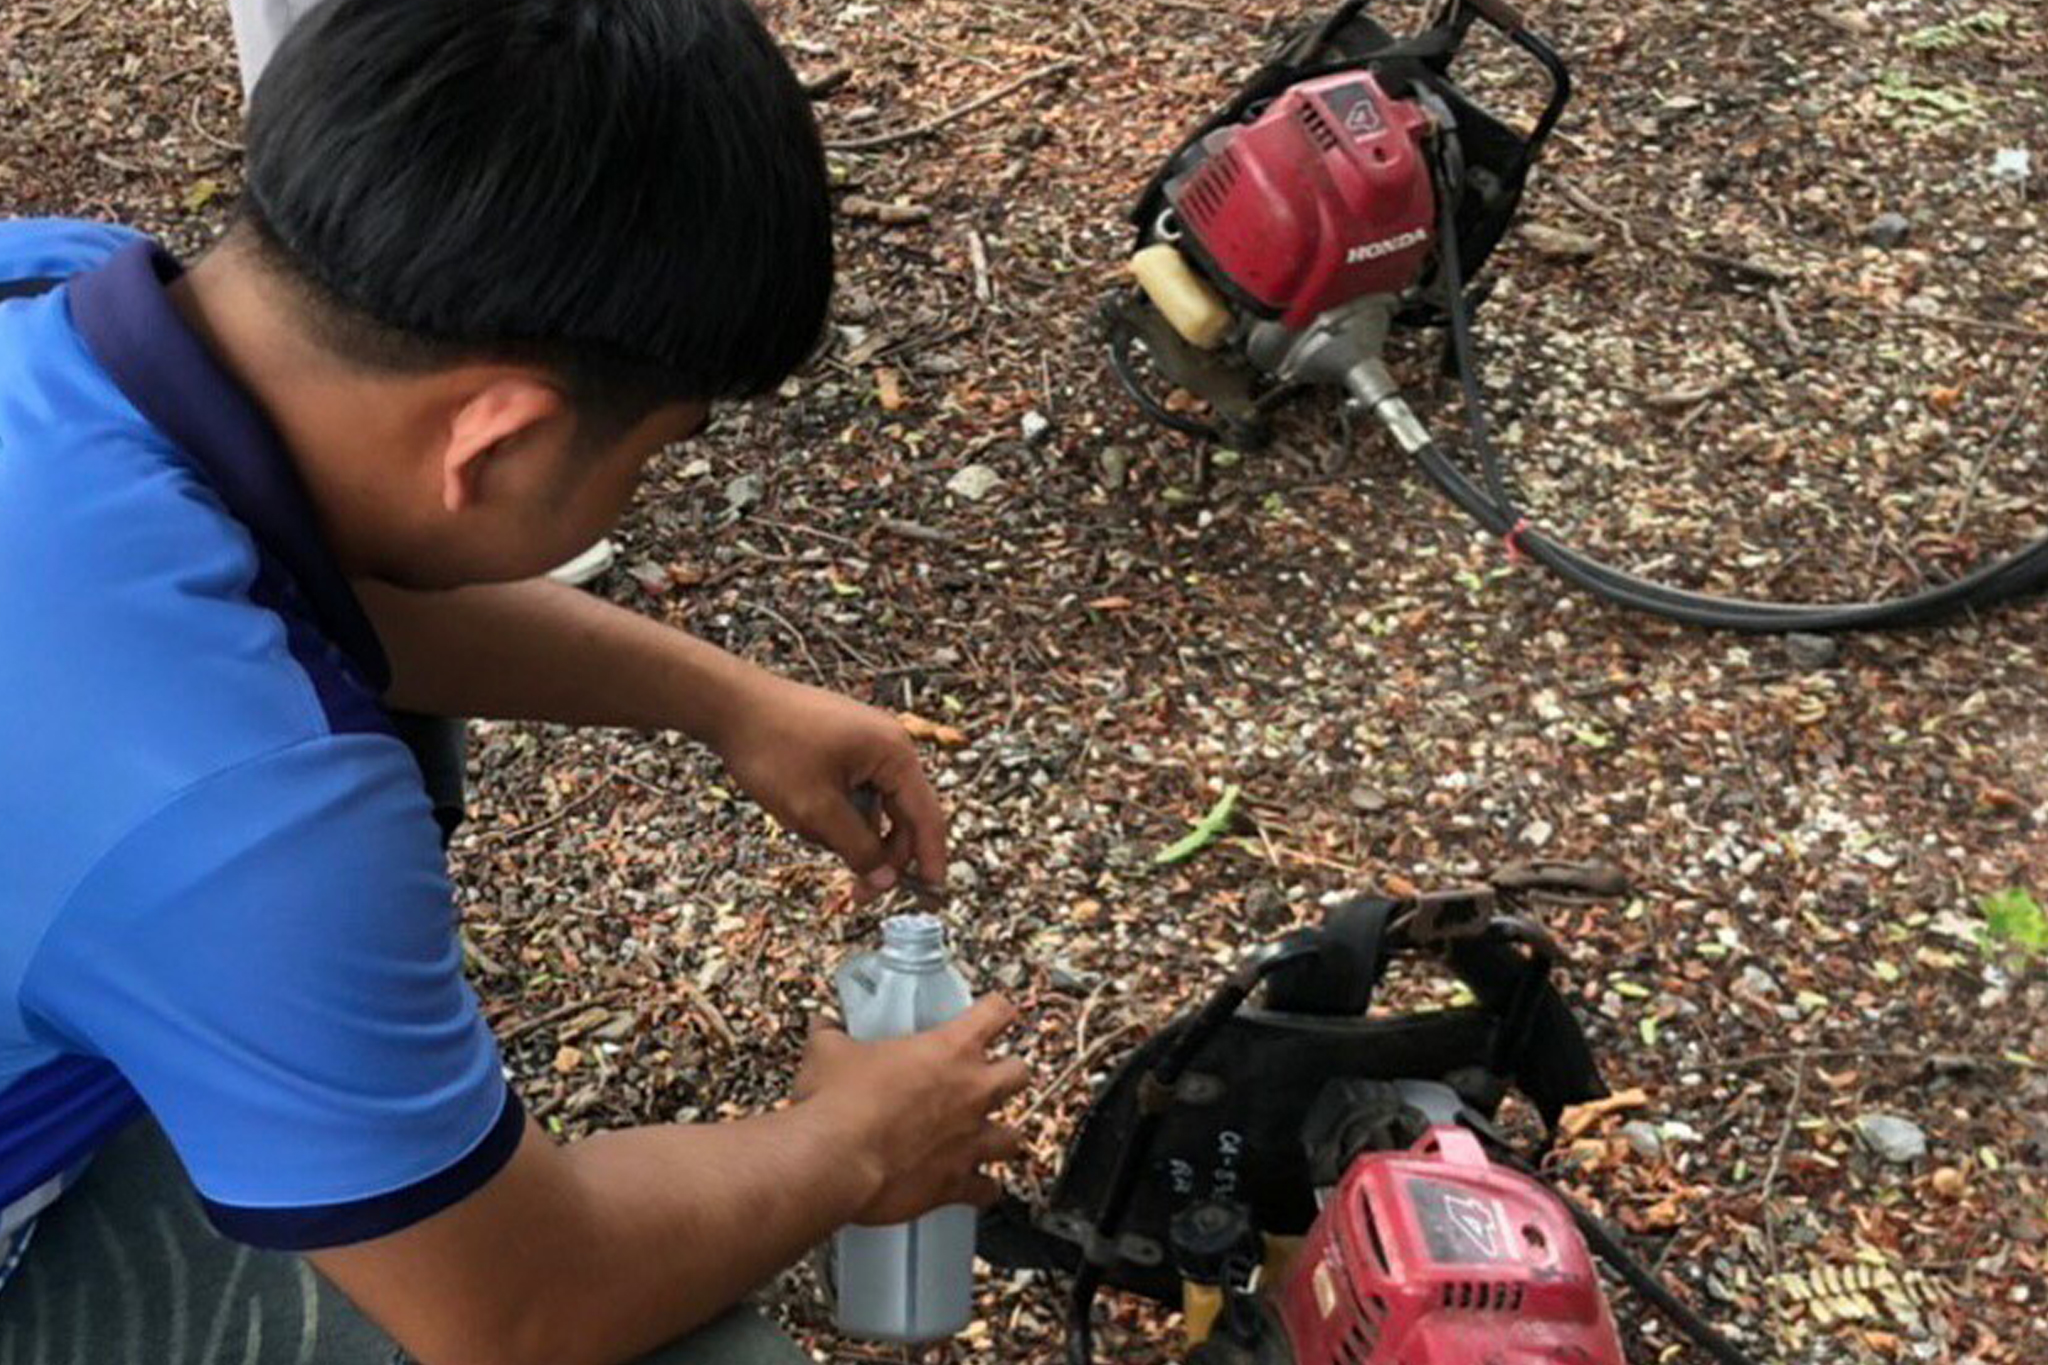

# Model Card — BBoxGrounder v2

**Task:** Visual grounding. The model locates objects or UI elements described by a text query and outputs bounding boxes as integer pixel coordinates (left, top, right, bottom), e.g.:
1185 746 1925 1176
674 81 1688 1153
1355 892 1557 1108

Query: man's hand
311 996 1031 1365
796 995 1029 1224
710 670 949 899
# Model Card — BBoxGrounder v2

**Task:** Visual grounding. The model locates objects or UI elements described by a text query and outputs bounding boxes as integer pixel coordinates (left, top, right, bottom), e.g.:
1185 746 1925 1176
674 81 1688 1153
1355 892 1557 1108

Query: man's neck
167 243 420 579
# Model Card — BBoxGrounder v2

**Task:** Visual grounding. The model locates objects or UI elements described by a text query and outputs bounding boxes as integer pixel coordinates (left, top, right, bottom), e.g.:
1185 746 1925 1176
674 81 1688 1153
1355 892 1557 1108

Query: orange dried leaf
876 367 907 411
899 712 968 748
1639 1197 1686 1231
1559 1086 1651 1141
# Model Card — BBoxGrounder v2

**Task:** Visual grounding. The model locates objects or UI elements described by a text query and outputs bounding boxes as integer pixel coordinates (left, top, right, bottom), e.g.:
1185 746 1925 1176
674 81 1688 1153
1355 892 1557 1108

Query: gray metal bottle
832 914 977 1341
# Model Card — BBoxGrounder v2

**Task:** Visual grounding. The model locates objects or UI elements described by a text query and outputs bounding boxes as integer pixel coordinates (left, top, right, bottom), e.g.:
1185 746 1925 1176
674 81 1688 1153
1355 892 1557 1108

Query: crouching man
0 2 1027 1362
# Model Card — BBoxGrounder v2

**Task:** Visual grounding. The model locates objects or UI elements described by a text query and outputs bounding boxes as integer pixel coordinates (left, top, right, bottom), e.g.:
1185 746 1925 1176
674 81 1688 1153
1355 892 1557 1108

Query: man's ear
439 374 571 513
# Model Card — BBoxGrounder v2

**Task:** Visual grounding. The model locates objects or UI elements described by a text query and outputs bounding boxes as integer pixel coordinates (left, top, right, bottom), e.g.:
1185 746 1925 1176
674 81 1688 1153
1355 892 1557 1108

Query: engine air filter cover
1166 73 1437 329
1275 1127 1624 1365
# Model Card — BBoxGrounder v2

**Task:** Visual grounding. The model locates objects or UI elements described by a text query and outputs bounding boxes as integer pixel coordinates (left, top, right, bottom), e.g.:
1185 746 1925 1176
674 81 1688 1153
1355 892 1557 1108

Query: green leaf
1871 960 1901 983
1979 887 2048 956
1901 11 2011 50
1639 1016 1661 1046
1874 70 1983 124
1153 785 1243 866
1612 979 1652 999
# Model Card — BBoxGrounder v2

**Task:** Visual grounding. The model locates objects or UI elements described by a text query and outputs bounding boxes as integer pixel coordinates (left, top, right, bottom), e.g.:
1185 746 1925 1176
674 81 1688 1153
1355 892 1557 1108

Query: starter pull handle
1415 1123 1491 1168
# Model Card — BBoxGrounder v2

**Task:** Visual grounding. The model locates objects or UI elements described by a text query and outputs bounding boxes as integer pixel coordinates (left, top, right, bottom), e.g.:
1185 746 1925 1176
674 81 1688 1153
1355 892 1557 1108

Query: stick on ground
825 59 1079 153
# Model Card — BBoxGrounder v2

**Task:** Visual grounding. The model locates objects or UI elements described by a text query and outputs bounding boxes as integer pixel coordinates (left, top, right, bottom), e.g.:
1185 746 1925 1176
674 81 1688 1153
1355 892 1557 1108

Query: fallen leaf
1559 1087 1652 1141
1520 221 1603 260
1153 785 1243 866
1637 1197 1687 1230
842 195 931 225
876 366 906 411
899 712 968 748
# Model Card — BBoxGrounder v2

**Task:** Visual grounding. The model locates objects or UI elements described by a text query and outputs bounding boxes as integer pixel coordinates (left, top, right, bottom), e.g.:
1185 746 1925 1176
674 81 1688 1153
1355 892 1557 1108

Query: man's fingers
942 994 1017 1049
976 1124 1027 1165
804 1018 853 1061
877 760 949 885
877 808 915 873
806 792 895 892
983 1056 1032 1107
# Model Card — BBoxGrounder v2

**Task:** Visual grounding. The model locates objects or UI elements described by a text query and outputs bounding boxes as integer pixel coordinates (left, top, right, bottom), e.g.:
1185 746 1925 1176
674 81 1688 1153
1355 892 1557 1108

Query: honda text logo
1346 228 1427 264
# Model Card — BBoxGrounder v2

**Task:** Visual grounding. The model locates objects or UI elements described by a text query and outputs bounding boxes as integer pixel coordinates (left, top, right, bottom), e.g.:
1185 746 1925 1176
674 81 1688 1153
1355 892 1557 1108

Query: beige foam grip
1181 1282 1225 1347
1130 244 1233 350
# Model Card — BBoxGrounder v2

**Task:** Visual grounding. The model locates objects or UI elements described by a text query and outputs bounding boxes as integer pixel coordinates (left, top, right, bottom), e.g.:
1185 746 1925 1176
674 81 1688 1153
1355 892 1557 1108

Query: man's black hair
241 0 833 428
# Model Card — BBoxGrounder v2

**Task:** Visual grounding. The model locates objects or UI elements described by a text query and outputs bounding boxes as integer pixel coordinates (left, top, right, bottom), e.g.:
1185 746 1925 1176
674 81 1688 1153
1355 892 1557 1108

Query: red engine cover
1275 1127 1624 1365
1166 72 1437 329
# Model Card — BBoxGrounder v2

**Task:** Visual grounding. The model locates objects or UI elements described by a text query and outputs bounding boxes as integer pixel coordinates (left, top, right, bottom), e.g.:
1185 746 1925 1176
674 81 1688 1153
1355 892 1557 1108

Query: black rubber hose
1065 1265 1100 1365
1106 310 1231 444
1421 152 2048 633
1478 1141 1767 1365
1564 1198 1767 1365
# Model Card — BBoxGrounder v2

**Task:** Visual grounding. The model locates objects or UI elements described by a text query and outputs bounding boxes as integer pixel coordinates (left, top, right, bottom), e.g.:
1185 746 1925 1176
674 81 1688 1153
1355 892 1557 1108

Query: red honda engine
1274 1127 1623 1365
1162 72 1437 328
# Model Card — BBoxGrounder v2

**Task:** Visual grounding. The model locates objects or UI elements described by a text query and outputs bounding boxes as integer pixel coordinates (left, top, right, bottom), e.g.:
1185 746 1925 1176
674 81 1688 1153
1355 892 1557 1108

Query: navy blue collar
68 240 389 693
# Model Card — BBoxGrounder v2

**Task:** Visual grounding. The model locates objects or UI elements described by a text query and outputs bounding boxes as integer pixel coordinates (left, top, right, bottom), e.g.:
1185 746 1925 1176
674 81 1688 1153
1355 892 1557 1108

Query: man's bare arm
358 577 758 738
356 578 949 887
313 999 1028 1365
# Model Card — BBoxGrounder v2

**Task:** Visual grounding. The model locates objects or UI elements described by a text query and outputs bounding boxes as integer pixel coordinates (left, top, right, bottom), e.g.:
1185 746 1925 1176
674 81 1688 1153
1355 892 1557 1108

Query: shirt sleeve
0 219 146 282
22 733 521 1250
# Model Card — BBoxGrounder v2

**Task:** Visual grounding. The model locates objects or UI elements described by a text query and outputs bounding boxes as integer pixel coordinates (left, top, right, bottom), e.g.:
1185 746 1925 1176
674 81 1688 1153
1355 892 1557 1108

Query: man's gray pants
0 1120 809 1365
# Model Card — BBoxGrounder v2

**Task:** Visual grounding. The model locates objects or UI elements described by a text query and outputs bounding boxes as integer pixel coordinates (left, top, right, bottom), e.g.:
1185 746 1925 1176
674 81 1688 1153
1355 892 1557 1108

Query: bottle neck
879 913 949 971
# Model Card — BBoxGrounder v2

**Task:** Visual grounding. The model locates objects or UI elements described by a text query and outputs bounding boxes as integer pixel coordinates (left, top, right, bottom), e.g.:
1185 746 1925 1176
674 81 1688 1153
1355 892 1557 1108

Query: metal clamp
1488 859 1629 905
1396 885 1497 946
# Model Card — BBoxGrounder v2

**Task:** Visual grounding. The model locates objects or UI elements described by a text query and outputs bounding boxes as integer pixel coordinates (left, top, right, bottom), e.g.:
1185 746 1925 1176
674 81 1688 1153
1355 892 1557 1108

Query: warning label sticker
1407 1179 1510 1265
1320 82 1385 139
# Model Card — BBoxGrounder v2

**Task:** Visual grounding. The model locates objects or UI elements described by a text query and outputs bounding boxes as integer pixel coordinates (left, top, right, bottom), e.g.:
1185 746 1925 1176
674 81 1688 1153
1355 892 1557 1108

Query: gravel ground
5 0 2044 1361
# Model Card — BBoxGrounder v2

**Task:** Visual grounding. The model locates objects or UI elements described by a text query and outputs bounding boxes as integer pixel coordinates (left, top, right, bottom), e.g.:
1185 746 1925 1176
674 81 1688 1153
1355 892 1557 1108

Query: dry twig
825 59 1079 153
1758 1052 1809 1321
1950 349 2048 537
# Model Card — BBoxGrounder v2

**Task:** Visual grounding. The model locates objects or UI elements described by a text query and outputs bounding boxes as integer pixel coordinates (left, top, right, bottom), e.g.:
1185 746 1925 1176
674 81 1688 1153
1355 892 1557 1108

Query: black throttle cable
1478 1140 1768 1365
1404 157 2048 633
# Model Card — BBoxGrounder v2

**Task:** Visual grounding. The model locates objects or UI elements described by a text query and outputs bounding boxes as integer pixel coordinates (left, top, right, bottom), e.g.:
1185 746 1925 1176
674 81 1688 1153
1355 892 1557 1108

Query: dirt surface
5 0 2045 1361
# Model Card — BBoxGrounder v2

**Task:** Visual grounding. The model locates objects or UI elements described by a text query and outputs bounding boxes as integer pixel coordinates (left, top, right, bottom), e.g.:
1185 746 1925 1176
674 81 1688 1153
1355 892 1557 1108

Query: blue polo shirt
0 220 521 1259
